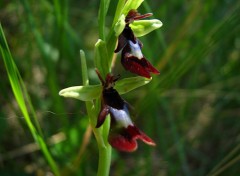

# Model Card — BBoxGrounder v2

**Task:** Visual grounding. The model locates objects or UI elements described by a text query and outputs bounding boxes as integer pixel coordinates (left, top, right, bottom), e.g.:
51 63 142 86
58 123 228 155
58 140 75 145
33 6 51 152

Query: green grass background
0 0 240 175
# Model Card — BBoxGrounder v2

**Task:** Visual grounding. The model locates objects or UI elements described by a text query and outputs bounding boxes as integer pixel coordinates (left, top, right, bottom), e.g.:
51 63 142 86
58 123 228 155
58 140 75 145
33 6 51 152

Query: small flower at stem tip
115 9 160 78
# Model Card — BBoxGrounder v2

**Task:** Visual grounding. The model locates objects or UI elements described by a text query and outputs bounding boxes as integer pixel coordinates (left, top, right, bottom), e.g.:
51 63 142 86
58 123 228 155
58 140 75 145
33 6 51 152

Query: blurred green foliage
0 0 240 175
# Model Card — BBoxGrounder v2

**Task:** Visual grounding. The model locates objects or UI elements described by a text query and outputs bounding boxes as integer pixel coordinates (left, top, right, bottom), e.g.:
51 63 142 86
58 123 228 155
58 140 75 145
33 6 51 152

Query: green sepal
122 0 144 15
115 76 152 94
59 76 151 102
59 85 101 101
114 14 126 36
94 39 110 78
130 19 163 37
80 50 89 86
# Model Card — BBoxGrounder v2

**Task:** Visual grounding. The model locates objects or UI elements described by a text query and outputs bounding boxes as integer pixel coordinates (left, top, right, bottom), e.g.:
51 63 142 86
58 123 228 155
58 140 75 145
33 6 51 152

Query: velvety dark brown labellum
121 38 160 78
109 125 156 152
95 70 156 152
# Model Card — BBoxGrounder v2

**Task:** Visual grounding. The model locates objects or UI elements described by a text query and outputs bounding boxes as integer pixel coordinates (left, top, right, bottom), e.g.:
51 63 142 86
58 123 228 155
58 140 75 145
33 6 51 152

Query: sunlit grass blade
0 24 60 176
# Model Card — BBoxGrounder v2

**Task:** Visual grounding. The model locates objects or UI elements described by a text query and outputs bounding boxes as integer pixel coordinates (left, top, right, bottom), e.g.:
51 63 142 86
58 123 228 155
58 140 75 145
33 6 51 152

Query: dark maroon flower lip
95 70 156 152
121 39 160 78
115 10 160 78
108 105 156 152
109 124 156 152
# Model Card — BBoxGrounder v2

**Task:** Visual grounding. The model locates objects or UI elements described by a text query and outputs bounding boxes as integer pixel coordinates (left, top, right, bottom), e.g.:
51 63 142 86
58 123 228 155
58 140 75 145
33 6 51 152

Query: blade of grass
161 99 190 176
0 24 60 176
155 1 240 90
142 1 166 50
207 143 240 176
53 0 69 59
20 0 67 123
209 154 240 176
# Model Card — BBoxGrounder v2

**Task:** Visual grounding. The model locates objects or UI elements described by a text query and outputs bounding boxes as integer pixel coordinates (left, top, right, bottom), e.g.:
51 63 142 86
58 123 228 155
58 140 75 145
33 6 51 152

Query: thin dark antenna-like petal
115 34 127 53
96 105 110 128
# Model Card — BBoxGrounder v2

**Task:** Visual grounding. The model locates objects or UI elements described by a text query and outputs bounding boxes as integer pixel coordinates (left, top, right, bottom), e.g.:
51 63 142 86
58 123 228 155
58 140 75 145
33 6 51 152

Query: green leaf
130 19 163 37
115 76 152 95
59 85 102 101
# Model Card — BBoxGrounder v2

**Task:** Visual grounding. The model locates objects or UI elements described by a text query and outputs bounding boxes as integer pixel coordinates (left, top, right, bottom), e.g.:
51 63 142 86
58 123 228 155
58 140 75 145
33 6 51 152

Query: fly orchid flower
115 9 160 78
95 70 156 152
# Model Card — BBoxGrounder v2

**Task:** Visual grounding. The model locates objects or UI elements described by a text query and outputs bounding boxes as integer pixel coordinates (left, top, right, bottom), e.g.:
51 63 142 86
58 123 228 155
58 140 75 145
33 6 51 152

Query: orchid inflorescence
94 10 160 152
59 8 162 153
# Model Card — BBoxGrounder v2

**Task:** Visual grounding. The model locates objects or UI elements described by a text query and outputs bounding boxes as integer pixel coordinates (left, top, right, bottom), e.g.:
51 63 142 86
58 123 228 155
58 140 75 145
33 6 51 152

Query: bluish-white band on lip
128 40 143 60
109 105 133 128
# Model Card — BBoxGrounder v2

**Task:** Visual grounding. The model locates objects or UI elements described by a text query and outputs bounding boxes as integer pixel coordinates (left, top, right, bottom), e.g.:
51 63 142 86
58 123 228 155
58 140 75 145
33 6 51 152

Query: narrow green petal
130 19 163 37
115 76 152 95
59 85 101 101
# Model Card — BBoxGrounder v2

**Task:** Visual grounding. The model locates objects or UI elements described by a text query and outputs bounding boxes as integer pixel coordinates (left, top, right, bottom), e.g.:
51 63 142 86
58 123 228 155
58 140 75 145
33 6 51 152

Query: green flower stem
85 101 112 176
97 141 112 176
95 0 113 174
80 50 111 176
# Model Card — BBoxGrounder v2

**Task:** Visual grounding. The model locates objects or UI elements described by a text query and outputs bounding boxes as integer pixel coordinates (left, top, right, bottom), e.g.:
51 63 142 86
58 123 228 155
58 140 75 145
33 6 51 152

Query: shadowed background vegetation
1 0 240 175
